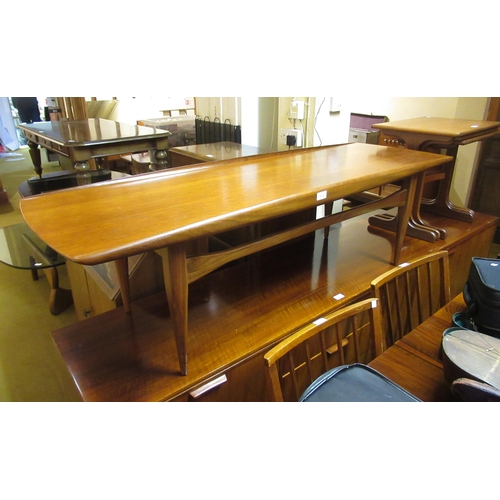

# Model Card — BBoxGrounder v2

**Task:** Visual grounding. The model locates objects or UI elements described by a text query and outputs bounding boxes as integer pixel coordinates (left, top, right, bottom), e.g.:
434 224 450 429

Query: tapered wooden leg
115 258 131 313
157 244 189 376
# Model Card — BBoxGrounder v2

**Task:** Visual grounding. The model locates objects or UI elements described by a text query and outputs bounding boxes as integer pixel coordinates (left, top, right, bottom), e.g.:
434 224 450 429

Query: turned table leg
27 140 43 178
151 149 169 170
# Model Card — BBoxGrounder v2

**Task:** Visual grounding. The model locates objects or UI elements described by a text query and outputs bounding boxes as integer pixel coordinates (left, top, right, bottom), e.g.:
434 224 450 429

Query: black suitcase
464 257 500 337
299 363 421 402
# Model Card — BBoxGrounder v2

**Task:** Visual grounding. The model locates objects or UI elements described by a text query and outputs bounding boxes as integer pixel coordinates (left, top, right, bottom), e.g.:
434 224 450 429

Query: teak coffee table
20 143 451 375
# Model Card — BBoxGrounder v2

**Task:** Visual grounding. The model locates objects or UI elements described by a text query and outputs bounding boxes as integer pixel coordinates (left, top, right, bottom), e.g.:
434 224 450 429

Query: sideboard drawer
171 352 271 402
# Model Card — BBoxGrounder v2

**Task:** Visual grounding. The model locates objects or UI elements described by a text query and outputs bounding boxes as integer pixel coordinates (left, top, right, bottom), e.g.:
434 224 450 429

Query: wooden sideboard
369 294 468 402
51 209 497 401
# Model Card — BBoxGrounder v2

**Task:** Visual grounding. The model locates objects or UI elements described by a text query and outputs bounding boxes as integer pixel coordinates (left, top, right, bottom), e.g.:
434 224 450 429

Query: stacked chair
264 251 451 402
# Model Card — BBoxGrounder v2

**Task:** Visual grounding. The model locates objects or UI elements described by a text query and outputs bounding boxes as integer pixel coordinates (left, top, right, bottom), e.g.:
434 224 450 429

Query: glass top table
0 223 66 269
0 223 72 315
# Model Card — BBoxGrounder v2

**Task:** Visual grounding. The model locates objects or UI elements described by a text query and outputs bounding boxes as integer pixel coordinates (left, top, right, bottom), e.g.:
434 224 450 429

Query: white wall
313 97 351 146
195 97 241 124
345 97 461 121
241 97 278 151
240 97 258 146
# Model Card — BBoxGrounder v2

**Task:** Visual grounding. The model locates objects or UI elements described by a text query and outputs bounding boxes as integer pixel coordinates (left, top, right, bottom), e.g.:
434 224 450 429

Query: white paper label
313 318 327 326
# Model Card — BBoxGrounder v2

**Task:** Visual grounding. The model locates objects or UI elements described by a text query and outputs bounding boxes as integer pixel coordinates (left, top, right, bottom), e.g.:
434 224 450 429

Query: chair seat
299 363 421 402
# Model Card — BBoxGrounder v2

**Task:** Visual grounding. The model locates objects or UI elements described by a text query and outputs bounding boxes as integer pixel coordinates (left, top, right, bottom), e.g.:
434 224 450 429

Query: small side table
370 117 500 242
0 223 73 315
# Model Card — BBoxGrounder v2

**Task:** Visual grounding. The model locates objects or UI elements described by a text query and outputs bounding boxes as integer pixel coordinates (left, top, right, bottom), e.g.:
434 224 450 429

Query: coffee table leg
115 258 131 313
393 174 418 265
157 244 189 376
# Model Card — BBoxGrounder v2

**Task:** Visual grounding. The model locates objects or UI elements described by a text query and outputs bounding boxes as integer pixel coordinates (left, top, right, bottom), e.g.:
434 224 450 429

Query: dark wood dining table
369 294 468 401
18 118 171 178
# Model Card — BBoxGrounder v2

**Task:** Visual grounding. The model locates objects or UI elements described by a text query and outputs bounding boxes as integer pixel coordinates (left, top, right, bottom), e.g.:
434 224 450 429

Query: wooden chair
371 250 450 351
264 298 384 402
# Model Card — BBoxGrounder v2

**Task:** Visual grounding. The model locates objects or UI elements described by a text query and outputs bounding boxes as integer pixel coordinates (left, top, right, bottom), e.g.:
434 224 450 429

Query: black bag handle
463 281 477 316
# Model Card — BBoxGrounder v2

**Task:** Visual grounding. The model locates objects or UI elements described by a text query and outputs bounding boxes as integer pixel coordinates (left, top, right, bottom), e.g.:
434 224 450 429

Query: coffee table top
0 223 66 270
20 143 452 266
